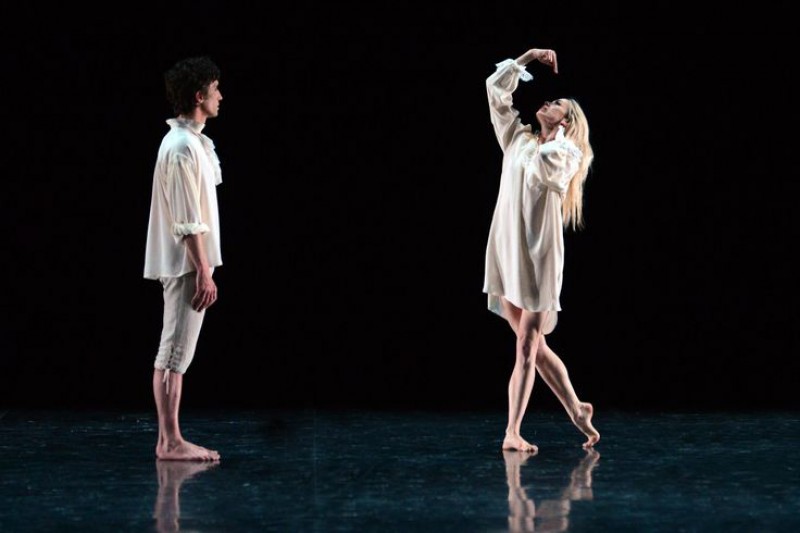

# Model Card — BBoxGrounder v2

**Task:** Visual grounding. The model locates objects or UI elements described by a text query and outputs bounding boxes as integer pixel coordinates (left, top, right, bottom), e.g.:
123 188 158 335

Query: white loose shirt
483 59 583 334
144 118 222 280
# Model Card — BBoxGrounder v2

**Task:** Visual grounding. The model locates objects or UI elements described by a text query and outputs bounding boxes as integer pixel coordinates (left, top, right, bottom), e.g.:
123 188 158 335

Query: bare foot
502 434 539 453
571 402 600 448
156 440 220 461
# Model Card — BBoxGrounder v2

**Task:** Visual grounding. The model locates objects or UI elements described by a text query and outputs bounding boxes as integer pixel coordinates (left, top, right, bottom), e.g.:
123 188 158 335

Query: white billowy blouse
483 59 583 334
144 118 223 279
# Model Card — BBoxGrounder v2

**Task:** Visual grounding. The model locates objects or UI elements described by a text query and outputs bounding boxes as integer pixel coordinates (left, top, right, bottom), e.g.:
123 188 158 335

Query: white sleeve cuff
172 222 210 236
495 58 533 82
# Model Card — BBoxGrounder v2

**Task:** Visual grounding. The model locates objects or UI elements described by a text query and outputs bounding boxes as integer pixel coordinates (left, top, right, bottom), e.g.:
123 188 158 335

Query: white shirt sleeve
486 58 533 152
529 127 583 194
163 148 210 238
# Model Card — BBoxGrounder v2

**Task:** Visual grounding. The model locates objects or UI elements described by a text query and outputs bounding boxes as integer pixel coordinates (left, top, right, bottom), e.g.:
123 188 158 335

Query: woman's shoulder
540 130 583 160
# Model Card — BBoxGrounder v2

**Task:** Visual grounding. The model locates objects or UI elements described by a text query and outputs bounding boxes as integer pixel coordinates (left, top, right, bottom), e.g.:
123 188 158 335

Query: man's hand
192 270 217 312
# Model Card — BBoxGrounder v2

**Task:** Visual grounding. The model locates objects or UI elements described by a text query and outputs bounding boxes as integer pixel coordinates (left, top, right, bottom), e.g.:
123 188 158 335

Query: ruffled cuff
555 126 584 160
560 141 583 161
172 222 210 236
495 58 533 82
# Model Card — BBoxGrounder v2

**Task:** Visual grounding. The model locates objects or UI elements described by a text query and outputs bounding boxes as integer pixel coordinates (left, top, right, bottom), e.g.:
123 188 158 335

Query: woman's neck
537 126 557 143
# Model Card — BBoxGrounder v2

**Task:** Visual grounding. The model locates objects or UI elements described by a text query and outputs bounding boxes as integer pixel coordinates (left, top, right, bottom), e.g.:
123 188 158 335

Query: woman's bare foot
571 402 600 448
502 433 539 453
156 439 220 461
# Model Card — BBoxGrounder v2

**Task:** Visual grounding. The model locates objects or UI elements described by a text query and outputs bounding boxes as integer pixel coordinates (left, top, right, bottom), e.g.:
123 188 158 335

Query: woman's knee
535 335 550 357
517 328 543 361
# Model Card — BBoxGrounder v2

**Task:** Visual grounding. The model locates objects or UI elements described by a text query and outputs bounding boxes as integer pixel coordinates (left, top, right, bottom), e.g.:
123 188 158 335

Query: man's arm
183 234 217 312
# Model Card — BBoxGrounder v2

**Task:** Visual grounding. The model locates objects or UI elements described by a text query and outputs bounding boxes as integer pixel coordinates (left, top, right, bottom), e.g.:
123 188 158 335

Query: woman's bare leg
535 339 600 448
501 298 546 453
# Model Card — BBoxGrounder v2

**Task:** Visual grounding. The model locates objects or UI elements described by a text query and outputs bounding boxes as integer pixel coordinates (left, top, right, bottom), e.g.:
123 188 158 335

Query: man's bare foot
571 402 600 448
502 434 539 453
156 439 220 461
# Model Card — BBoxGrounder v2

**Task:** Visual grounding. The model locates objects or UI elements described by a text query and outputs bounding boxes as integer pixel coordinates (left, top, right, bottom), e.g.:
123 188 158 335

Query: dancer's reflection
153 459 218 532
504 449 600 532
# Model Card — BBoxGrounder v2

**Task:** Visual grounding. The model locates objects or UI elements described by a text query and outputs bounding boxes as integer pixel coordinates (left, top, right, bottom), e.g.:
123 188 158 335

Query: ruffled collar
167 117 206 134
166 117 221 185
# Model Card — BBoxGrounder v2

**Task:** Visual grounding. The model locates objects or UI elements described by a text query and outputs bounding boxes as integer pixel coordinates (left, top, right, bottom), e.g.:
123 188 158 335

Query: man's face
198 80 222 118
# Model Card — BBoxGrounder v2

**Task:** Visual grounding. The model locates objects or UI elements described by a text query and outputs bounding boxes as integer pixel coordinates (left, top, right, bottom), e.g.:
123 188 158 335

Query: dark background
3 3 797 414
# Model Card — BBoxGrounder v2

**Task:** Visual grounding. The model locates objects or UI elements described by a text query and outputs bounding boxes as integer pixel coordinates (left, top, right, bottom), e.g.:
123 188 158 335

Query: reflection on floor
504 448 600 532
1 409 798 532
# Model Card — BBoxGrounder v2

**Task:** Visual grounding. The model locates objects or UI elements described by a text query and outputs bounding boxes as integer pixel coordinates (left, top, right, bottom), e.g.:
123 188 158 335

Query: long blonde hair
562 99 594 230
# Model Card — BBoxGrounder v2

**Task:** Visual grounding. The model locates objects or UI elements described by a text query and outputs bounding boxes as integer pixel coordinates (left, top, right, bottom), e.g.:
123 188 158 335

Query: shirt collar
167 117 206 134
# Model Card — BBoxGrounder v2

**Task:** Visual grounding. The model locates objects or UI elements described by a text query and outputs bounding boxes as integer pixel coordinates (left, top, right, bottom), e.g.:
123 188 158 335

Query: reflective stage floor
1 409 798 532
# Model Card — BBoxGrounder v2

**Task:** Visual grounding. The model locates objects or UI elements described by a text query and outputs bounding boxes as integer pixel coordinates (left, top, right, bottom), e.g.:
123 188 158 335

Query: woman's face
535 99 570 129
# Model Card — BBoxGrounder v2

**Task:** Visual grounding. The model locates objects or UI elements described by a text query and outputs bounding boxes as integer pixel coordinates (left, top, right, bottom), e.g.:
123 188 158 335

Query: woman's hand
515 48 559 73
531 48 558 74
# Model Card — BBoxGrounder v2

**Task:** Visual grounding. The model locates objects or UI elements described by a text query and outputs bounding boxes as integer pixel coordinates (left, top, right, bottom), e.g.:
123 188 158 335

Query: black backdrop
3 3 798 413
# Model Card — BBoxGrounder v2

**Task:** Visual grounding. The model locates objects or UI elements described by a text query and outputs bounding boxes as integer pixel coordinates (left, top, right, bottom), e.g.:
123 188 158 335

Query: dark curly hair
164 56 221 116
